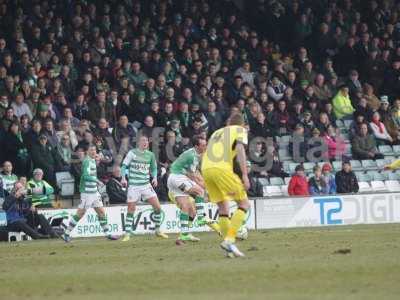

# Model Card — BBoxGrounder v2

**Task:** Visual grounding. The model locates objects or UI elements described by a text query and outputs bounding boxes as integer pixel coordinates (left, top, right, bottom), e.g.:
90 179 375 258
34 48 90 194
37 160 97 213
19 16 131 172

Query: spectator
322 163 336 194
57 134 73 171
11 93 33 120
335 161 359 194
369 111 393 145
267 76 286 102
113 115 136 147
352 123 384 160
308 166 328 195
106 166 127 204
322 125 346 161
27 168 54 208
0 161 18 193
4 122 31 177
332 85 355 120
57 119 78 150
31 134 59 188
2 181 55 239
288 165 309 196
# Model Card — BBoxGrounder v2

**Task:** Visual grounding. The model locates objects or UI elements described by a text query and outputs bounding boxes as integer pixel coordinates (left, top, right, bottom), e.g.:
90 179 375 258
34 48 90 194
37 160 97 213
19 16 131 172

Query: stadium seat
55 172 75 197
263 185 283 197
280 135 292 144
378 145 394 156
358 182 372 193
341 133 350 143
350 160 362 171
282 161 291 173
393 145 400 156
361 160 378 170
257 177 269 187
332 161 343 172
278 148 292 161
376 159 391 169
385 180 400 192
303 162 315 173
367 171 385 181
281 185 289 196
387 172 400 180
336 120 344 128
370 181 387 192
284 177 291 185
269 177 284 186
356 172 372 182
343 119 353 129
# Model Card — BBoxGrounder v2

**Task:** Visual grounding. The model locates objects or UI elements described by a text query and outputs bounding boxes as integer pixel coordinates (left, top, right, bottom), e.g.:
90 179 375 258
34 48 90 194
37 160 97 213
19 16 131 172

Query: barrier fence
29 192 400 238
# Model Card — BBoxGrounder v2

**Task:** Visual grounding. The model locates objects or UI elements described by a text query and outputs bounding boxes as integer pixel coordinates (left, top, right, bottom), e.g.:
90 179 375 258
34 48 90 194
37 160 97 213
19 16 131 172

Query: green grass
0 224 399 300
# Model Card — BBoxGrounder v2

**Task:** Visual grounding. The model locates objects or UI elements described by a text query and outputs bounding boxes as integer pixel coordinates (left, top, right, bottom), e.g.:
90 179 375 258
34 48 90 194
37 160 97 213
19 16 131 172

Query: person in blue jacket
322 162 337 194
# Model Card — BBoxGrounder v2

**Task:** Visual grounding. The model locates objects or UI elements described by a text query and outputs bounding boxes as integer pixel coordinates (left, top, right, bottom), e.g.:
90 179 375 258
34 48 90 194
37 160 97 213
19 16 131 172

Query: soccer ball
236 226 248 240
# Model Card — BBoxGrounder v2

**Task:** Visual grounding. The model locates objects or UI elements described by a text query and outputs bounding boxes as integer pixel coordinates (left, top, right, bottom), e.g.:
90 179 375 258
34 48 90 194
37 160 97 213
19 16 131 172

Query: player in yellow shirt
201 113 250 258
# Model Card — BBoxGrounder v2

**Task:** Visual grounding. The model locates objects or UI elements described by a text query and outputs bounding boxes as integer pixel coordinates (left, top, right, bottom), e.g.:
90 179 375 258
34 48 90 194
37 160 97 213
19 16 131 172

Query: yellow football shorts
202 168 247 203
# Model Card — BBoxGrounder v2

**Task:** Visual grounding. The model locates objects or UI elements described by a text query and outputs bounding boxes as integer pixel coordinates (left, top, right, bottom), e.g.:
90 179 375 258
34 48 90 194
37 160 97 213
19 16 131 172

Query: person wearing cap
332 84 355 119
288 164 309 196
322 162 336 194
335 161 359 194
26 168 54 208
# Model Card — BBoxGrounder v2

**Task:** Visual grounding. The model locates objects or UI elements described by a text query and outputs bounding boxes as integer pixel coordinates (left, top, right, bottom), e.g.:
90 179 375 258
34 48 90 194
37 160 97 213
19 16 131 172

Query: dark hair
193 135 206 146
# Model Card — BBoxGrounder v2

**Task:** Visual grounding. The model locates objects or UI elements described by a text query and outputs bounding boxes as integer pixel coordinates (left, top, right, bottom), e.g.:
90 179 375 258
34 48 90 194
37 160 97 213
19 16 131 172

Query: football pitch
0 224 399 300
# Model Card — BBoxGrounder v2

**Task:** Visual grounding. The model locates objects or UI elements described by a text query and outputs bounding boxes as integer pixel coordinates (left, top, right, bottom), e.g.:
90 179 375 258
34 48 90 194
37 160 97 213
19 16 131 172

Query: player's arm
150 153 158 187
235 142 250 190
384 159 400 170
120 151 132 187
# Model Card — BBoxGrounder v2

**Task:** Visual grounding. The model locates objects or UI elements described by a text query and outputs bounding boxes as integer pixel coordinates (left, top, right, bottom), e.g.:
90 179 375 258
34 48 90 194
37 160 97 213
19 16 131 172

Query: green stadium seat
269 177 284 186
350 160 362 171
361 160 378 170
378 145 394 156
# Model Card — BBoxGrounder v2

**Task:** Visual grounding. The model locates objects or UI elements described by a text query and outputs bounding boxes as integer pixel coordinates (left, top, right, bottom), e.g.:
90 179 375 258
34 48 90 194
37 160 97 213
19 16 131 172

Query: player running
201 113 250 257
120 135 168 241
167 136 220 243
61 145 119 242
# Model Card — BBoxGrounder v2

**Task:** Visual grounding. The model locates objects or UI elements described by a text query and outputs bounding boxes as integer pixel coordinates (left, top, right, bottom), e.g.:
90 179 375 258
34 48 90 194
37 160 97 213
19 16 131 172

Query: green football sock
195 196 205 220
125 212 134 234
180 211 189 235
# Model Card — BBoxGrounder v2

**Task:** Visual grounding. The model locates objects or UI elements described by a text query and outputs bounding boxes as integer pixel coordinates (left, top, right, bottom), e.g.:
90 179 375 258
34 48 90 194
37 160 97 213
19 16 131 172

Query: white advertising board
255 193 400 229
39 200 255 238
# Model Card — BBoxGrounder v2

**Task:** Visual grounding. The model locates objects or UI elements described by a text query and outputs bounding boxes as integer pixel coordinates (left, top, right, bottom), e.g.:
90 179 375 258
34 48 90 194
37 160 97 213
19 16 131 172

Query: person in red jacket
288 165 310 196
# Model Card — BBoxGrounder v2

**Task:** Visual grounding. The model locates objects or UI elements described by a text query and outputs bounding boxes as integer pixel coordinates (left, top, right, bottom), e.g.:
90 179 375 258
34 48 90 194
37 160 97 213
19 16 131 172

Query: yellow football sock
226 209 246 242
218 215 231 239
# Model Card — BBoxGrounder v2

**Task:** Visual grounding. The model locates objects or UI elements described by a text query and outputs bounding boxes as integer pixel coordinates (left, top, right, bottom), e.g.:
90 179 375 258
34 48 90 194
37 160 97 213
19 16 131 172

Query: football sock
180 211 189 235
99 215 110 234
188 215 195 227
226 208 247 242
153 210 162 229
195 196 205 219
125 212 134 235
64 214 80 235
218 214 231 239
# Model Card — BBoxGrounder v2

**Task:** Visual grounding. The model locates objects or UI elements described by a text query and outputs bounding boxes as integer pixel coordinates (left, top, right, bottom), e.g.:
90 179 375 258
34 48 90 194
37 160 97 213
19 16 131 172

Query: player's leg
146 195 168 238
176 196 200 242
93 206 119 240
122 186 138 241
226 199 250 242
61 208 85 242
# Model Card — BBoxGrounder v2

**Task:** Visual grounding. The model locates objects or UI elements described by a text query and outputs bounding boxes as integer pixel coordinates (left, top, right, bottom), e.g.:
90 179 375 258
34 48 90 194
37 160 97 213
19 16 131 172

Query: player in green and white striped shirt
167 136 220 242
1 161 18 193
61 145 119 242
120 135 168 241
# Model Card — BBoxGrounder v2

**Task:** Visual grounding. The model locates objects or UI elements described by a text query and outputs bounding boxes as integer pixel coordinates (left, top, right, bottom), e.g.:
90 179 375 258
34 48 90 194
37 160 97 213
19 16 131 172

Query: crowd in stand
0 0 400 206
